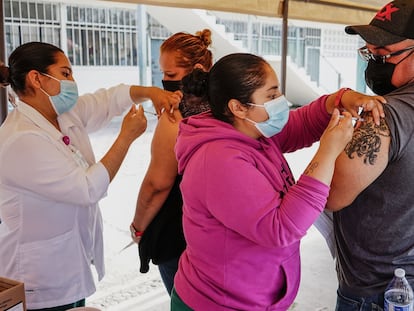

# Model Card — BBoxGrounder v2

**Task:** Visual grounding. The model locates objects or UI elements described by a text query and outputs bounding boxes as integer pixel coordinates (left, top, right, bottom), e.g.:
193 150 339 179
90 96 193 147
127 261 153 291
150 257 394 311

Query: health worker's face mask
162 80 182 92
40 73 79 115
245 95 290 138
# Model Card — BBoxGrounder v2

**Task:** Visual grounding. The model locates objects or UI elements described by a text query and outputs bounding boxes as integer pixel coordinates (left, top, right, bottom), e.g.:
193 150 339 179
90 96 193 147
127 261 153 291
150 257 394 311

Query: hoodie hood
176 112 263 175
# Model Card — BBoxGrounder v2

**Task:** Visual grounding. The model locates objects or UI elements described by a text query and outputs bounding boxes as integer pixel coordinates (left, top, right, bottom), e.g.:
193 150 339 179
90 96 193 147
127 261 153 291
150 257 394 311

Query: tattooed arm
326 113 390 211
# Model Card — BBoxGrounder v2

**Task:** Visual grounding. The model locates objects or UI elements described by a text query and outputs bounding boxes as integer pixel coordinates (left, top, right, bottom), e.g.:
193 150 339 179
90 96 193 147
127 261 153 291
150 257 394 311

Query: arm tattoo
304 161 319 175
344 116 390 165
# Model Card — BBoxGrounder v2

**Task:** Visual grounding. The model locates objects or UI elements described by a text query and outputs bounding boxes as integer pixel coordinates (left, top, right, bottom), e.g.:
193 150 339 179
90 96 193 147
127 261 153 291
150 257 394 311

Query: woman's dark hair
0 42 63 95
182 53 269 124
179 68 210 118
182 68 208 98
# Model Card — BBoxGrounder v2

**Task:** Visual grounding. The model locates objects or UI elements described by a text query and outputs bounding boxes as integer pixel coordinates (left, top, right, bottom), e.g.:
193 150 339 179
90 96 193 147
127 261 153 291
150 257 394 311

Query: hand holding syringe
339 115 365 122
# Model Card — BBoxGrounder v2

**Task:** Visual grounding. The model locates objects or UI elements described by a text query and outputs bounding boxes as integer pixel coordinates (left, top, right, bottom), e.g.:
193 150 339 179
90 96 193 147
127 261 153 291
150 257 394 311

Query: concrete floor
86 117 338 311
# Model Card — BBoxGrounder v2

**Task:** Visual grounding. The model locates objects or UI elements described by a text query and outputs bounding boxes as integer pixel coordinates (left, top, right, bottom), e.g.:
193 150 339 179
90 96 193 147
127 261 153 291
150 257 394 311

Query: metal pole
281 0 289 95
136 4 147 86
0 0 7 125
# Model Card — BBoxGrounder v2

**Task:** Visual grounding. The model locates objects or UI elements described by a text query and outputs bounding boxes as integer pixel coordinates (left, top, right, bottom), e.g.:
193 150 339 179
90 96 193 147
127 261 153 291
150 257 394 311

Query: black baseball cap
345 0 414 46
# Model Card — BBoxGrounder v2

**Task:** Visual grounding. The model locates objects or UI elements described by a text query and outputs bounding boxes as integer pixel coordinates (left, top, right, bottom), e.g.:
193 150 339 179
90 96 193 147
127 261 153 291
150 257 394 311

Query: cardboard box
0 277 26 311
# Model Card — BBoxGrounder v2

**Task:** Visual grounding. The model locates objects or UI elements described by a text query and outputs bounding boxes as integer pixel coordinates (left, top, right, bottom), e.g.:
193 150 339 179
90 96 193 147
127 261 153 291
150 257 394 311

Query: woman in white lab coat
0 41 180 311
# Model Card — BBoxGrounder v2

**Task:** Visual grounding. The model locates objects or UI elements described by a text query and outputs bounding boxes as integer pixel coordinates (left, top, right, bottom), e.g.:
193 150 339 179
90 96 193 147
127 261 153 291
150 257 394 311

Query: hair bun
196 29 212 48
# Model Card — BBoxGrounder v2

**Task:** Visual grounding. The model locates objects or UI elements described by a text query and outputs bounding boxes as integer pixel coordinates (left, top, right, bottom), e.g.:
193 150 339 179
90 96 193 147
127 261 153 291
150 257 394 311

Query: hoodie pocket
268 250 300 310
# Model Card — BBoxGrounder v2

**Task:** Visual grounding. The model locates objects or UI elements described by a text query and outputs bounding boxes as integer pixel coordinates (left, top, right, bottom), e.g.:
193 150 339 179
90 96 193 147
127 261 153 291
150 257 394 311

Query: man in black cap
326 0 414 309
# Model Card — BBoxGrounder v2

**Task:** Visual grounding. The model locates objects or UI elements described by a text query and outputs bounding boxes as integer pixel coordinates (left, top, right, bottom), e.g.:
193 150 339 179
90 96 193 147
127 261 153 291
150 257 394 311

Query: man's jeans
158 256 180 296
335 288 384 311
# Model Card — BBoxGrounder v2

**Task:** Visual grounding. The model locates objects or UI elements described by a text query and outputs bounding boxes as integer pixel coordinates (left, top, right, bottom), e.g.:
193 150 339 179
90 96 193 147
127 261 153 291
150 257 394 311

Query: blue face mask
245 95 290 138
40 73 79 115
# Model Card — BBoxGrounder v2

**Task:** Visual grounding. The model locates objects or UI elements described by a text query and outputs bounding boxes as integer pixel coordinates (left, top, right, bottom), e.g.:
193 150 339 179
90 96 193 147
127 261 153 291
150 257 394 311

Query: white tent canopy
112 0 387 25
103 0 387 94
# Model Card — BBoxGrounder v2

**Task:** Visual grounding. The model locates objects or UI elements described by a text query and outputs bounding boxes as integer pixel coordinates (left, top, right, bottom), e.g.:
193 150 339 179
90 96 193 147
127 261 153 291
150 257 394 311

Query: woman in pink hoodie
172 53 385 310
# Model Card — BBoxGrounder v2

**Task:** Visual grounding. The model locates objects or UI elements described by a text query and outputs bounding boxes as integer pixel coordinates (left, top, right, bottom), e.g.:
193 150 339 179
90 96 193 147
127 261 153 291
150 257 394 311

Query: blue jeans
158 256 180 296
336 288 384 311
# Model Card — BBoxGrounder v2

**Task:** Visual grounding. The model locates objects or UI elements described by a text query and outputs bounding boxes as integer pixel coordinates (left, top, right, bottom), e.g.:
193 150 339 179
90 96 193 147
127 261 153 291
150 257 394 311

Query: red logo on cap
375 3 400 21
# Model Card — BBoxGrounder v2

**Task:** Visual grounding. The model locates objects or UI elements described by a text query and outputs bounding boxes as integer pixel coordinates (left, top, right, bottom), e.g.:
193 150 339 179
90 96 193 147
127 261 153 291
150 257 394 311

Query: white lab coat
0 84 133 309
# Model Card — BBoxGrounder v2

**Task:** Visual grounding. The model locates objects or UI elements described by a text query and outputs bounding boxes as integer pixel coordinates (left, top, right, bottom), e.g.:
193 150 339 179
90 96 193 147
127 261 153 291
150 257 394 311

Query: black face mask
365 49 414 95
365 60 397 95
162 80 182 92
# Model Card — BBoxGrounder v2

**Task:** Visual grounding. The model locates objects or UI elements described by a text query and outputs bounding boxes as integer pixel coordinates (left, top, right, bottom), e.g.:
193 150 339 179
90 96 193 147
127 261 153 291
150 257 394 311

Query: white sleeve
0 132 110 206
72 84 133 133
313 210 336 259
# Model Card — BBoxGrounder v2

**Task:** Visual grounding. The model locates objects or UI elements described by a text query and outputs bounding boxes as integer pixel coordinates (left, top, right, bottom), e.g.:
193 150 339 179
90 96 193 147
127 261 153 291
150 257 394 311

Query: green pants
171 287 193 311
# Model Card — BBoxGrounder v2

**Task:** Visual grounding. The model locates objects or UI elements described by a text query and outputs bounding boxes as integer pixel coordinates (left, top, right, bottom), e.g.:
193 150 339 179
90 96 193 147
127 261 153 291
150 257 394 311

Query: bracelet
130 223 144 237
334 87 351 109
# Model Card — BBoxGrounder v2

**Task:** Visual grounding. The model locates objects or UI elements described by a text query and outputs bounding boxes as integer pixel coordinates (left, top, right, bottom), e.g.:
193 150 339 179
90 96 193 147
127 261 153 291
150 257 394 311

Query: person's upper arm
326 115 390 211
144 109 182 190
278 95 330 153
133 110 182 230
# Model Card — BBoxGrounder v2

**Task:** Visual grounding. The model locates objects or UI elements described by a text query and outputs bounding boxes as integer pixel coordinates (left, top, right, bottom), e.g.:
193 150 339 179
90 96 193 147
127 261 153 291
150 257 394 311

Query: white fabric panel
104 0 387 24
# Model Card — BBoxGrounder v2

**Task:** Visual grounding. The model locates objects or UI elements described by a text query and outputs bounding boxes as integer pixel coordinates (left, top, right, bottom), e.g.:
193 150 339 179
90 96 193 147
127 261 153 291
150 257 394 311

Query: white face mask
40 73 79 115
245 95 290 137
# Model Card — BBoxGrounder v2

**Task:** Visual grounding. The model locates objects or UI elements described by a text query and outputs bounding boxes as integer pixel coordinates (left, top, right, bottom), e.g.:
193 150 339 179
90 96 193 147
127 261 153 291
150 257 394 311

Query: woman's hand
319 109 354 158
129 85 183 121
327 89 386 126
130 223 144 244
119 104 147 143
100 104 147 182
148 87 183 117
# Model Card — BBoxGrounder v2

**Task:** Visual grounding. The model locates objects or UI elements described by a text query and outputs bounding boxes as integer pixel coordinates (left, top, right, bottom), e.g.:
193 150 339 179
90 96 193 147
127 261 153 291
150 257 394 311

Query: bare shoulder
151 109 183 153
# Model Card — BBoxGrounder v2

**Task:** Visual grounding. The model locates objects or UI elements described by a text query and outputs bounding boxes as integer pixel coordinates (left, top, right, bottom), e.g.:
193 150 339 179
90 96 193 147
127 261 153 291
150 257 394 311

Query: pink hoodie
174 95 331 310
